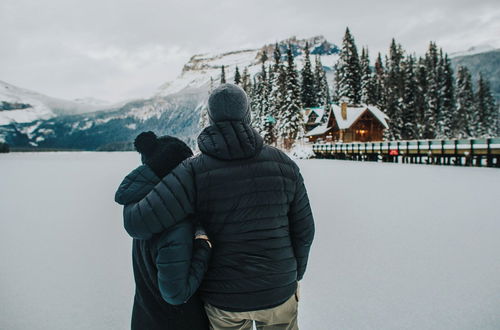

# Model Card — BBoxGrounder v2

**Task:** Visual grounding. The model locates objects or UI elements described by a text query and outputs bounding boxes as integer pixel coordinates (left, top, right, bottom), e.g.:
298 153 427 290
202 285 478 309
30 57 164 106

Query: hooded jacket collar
197 121 264 161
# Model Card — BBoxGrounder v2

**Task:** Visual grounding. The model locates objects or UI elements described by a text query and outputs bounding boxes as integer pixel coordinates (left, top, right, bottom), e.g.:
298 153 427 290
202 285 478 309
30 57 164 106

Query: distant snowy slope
0 80 116 125
73 97 111 108
0 81 54 125
449 44 496 58
0 89 206 149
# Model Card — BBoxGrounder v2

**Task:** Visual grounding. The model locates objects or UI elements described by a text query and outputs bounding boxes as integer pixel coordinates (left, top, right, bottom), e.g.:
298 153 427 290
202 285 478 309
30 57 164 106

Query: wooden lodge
304 101 389 143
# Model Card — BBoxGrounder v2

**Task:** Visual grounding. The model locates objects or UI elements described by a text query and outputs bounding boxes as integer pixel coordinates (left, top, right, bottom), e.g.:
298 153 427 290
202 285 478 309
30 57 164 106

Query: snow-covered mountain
0 81 53 125
157 36 339 97
0 80 116 126
0 36 340 149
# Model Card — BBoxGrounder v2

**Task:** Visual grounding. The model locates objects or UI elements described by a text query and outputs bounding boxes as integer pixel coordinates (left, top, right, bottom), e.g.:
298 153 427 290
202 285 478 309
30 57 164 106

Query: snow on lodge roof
306 122 330 136
331 104 389 129
306 103 389 136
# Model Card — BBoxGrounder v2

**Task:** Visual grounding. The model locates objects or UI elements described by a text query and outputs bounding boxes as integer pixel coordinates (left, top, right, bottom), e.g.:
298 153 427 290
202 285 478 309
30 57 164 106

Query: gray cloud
1 0 499 102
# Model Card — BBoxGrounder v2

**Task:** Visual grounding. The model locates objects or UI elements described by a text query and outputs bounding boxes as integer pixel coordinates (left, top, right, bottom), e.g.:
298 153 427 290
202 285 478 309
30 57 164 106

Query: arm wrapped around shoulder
288 171 315 281
122 161 197 240
114 165 160 205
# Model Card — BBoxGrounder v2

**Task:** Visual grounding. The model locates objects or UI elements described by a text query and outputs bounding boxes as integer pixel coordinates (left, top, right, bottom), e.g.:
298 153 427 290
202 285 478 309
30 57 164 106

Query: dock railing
312 138 500 167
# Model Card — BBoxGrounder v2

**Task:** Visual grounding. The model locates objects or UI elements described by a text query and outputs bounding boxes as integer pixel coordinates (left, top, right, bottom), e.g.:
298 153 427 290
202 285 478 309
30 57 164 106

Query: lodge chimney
341 101 347 121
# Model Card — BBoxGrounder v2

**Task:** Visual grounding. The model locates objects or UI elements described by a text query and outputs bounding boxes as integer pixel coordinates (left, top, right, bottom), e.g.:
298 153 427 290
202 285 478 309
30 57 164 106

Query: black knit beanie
134 131 193 178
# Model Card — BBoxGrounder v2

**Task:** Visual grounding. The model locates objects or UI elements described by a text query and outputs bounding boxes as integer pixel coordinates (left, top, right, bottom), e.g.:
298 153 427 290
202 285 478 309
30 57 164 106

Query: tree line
200 28 499 149
335 28 498 140
249 43 332 149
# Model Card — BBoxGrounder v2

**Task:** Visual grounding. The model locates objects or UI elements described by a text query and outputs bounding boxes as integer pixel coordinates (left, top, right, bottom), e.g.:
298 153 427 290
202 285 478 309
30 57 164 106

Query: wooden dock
312 138 500 167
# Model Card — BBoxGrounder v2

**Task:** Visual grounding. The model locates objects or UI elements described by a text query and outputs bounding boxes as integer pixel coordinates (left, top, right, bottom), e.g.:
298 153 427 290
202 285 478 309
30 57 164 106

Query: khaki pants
204 294 299 330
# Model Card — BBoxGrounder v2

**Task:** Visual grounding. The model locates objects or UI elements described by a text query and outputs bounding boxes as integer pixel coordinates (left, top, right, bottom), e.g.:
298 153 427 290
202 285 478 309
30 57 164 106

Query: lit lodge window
355 129 368 135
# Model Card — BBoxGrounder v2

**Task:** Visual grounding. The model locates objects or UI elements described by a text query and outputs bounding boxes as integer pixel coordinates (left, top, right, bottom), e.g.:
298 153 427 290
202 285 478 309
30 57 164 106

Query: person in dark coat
115 132 212 330
117 84 315 329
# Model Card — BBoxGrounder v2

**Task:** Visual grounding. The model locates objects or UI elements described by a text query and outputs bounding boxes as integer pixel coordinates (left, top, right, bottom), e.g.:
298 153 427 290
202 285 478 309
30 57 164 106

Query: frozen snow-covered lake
0 152 499 330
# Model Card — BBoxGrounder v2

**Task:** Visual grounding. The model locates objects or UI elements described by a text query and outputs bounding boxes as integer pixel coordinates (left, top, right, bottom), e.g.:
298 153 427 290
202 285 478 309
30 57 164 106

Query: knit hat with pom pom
134 131 193 178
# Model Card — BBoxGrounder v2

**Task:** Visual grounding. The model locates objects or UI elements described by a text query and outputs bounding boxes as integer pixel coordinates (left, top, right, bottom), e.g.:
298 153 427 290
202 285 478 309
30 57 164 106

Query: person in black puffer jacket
115 133 212 330
118 84 315 329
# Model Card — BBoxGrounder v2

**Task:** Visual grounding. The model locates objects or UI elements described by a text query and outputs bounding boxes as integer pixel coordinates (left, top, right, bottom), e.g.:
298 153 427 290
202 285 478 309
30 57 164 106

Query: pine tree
234 66 241 85
335 27 361 104
259 63 276 145
401 54 418 140
360 47 376 105
485 81 499 137
383 39 404 140
241 67 252 93
248 52 270 131
438 52 456 138
267 63 274 104
373 53 385 108
301 42 316 107
267 43 287 145
278 44 303 150
220 65 226 84
251 63 268 131
313 55 331 123
476 74 498 137
313 55 324 105
455 66 474 138
422 42 440 139
414 56 428 138
434 49 445 138
264 44 286 145
321 98 333 125
250 80 259 129
475 74 487 137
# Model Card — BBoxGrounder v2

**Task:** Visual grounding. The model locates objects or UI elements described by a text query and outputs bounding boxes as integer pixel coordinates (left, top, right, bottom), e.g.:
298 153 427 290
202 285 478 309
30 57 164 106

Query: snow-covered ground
0 152 499 330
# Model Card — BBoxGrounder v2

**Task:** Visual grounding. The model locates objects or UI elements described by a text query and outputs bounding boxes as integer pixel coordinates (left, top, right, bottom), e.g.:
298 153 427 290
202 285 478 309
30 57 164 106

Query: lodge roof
332 104 389 129
304 103 389 136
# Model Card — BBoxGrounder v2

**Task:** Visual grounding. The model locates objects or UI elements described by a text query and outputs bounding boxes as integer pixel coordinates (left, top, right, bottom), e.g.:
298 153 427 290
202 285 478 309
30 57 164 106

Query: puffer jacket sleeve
123 160 197 239
115 165 160 205
156 222 212 305
288 169 315 281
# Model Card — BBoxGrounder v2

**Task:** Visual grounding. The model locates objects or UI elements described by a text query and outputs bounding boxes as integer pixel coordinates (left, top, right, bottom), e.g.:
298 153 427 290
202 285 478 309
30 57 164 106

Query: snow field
299 160 500 329
0 152 499 330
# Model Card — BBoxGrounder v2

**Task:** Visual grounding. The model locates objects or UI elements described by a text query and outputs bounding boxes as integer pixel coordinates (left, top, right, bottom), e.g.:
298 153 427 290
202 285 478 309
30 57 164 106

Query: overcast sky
1 0 499 102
